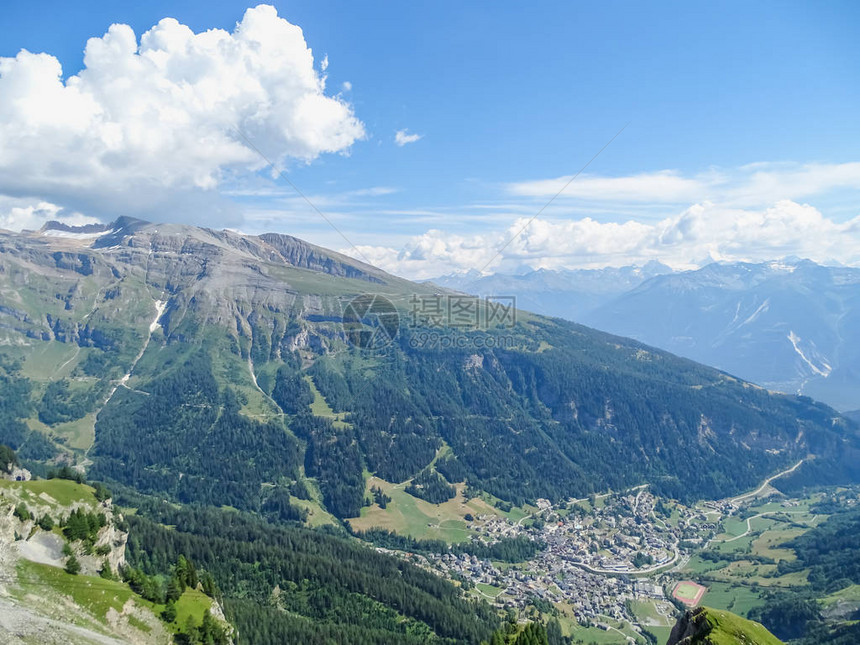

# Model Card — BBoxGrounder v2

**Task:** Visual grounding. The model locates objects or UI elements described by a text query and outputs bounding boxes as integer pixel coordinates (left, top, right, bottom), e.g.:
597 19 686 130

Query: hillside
434 260 860 412
0 470 230 644
0 220 857 523
667 607 783 645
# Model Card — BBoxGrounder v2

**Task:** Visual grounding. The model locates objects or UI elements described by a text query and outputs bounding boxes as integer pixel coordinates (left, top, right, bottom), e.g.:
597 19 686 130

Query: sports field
673 580 707 606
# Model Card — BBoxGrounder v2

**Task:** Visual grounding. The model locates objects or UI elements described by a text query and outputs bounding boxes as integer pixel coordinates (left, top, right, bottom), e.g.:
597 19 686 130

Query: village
396 488 725 632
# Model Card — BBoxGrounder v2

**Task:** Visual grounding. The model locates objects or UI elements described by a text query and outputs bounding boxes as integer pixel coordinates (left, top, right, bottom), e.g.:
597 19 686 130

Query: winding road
727 459 804 506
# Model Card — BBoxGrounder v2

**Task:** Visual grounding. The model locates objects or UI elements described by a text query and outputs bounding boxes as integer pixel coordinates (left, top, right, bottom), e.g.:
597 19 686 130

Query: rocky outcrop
668 607 712 644
0 481 158 644
259 232 384 283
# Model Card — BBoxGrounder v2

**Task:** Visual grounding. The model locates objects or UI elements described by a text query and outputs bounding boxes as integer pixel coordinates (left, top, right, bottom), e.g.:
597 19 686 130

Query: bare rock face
0 217 413 359
82 500 127 576
668 607 711 644
259 232 384 283
3 462 30 482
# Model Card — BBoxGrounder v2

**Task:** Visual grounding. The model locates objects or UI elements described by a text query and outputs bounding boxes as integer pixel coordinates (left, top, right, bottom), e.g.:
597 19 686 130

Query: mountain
434 259 860 412
427 261 674 322
583 259 860 411
0 220 858 518
667 607 783 645
2 219 860 643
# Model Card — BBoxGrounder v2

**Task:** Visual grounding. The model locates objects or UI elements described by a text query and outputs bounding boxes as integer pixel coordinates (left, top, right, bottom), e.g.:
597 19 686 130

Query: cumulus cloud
394 129 423 146
346 162 860 279
348 200 860 279
0 197 98 232
0 4 364 227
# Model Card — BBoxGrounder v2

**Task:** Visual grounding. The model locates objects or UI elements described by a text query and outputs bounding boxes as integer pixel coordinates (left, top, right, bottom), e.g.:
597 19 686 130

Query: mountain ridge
0 219 857 522
432 258 860 411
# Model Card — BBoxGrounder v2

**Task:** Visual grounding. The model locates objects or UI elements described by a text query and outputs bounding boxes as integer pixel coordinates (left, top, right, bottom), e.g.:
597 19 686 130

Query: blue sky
1 1 859 276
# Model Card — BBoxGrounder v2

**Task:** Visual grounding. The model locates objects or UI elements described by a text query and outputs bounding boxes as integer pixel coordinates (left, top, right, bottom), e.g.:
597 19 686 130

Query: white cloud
394 129 423 146
0 197 98 232
0 4 364 225
347 200 860 279
508 170 709 203
506 162 860 209
346 186 397 197
731 162 860 206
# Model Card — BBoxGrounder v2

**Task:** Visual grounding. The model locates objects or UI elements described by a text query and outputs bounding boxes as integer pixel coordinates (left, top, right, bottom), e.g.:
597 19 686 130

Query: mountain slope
582 259 860 411
0 472 231 644
0 220 857 521
435 260 860 412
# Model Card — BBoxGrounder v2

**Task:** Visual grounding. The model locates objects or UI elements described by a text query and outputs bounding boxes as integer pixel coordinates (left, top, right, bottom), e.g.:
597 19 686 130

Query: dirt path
56 346 81 375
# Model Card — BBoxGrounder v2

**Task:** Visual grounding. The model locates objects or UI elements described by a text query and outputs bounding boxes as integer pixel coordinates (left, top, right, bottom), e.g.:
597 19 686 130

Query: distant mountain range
428 261 674 322
431 259 860 411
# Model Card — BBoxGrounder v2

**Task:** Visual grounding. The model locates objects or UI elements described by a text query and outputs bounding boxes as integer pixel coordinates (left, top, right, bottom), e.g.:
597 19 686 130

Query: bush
13 503 30 521
100 559 115 580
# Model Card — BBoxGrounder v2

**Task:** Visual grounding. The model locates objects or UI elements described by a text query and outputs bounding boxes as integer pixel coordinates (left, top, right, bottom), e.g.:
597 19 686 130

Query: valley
362 468 858 643
1 220 858 643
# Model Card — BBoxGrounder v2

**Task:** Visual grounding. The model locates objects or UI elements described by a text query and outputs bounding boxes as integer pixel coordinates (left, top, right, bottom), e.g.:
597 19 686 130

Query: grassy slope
15 560 218 640
16 559 150 625
700 607 784 644
0 477 95 507
350 477 480 543
347 472 537 544
3 477 223 641
305 374 350 429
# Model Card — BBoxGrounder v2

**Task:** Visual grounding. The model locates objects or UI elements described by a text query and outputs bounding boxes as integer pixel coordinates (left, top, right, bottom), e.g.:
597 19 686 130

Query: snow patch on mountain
787 331 831 378
742 298 770 327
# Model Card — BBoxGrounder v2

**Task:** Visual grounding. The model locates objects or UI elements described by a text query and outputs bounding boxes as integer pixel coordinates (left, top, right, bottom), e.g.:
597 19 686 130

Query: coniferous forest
119 491 500 644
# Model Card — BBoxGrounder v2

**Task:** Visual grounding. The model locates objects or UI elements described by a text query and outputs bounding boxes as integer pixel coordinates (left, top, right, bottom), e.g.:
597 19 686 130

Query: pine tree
65 553 81 575
166 576 182 603
13 503 30 521
161 602 177 623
